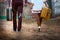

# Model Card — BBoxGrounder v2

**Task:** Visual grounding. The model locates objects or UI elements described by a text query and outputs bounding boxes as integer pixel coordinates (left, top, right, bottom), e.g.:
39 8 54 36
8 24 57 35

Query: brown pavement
0 19 60 40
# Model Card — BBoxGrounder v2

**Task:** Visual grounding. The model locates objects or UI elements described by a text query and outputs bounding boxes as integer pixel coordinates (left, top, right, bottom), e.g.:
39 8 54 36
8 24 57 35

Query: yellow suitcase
41 7 51 20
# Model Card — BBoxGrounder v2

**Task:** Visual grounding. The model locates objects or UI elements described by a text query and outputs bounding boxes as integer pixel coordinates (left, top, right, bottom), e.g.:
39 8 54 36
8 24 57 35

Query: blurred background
0 0 60 40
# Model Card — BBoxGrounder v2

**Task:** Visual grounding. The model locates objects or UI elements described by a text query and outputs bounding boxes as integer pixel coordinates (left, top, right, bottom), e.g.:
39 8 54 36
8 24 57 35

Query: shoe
18 27 21 32
13 26 16 31
38 28 40 32
18 28 21 32
13 28 16 31
38 26 41 32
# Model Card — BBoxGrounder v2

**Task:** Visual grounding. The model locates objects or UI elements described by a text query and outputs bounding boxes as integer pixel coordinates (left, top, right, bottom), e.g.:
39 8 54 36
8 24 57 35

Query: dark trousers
12 2 23 31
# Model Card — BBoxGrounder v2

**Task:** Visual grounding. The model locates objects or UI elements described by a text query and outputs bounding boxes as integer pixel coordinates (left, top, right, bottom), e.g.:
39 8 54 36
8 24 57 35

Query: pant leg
12 11 17 31
12 4 17 31
18 6 23 31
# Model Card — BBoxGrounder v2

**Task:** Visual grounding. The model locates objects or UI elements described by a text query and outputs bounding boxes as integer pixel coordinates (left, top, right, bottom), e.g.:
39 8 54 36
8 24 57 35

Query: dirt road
0 19 60 40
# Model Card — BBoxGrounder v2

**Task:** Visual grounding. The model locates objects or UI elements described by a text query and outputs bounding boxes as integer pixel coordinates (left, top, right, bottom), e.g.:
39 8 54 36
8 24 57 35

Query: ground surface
0 18 60 40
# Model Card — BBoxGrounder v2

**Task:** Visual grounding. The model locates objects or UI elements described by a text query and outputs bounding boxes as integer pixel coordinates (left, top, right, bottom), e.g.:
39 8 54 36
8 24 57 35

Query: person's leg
12 4 17 31
38 13 42 31
35 13 42 32
18 6 23 31
12 9 17 31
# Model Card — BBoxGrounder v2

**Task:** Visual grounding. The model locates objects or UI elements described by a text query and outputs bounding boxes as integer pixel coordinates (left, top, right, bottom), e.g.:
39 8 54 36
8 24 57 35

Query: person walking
28 0 48 32
12 0 27 31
